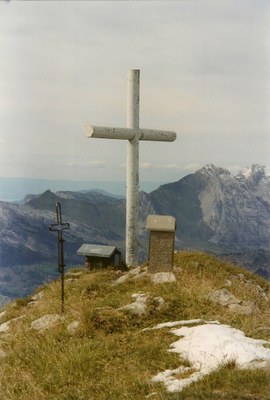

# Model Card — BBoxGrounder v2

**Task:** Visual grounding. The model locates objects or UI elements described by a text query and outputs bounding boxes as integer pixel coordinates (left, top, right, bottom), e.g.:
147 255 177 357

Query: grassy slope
0 251 269 400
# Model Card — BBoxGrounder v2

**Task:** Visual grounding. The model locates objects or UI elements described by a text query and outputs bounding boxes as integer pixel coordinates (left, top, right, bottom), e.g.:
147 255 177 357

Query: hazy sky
1 0 269 184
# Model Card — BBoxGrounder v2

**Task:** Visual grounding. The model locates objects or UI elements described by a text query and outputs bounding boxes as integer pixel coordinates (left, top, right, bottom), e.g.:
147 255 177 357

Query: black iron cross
49 202 70 313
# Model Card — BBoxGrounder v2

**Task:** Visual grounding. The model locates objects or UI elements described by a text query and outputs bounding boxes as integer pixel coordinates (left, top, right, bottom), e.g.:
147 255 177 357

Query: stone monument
146 215 176 273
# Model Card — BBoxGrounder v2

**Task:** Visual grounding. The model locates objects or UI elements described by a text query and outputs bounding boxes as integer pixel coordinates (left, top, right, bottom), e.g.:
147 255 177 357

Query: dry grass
0 251 269 399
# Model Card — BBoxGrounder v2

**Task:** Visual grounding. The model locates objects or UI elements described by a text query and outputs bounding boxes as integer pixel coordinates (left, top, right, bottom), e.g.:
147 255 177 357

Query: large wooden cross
85 69 177 266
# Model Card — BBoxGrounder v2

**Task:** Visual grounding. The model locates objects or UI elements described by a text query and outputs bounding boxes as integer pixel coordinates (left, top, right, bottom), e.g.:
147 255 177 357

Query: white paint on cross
85 69 177 266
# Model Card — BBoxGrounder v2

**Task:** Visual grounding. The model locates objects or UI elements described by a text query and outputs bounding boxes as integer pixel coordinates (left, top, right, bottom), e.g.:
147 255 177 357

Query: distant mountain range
0 164 269 298
0 177 163 202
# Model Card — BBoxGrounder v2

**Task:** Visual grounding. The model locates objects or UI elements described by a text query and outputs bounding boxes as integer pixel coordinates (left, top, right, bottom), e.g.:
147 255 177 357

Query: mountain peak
26 189 60 210
41 189 57 197
237 164 267 183
197 164 230 177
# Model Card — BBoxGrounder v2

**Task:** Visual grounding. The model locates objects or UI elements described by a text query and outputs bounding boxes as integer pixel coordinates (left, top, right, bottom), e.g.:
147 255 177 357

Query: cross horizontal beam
49 223 70 232
85 125 176 142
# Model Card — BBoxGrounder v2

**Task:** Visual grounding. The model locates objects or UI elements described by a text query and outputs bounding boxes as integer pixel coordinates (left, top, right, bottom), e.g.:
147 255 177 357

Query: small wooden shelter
77 244 122 269
146 215 176 273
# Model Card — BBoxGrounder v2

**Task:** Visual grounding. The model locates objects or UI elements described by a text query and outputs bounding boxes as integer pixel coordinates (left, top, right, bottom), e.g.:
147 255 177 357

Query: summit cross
85 69 177 266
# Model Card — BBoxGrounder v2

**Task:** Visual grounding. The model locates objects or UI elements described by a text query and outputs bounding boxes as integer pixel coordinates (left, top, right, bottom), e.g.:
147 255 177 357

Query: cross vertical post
49 202 70 313
126 69 140 266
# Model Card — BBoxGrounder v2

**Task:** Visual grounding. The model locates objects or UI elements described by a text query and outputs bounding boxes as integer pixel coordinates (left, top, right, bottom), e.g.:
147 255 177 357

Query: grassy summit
0 251 269 399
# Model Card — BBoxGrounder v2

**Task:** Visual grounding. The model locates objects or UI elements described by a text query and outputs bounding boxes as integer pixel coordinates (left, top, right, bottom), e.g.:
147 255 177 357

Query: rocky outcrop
198 164 270 247
208 288 260 315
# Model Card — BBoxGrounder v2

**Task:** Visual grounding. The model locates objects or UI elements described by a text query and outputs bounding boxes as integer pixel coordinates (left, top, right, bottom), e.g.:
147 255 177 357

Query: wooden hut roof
77 244 121 258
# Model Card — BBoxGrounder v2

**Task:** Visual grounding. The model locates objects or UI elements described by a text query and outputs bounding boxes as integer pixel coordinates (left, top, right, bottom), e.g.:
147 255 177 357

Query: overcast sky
1 0 269 184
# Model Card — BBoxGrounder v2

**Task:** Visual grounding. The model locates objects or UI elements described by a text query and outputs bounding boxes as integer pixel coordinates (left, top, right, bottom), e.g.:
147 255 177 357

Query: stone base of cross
85 70 177 266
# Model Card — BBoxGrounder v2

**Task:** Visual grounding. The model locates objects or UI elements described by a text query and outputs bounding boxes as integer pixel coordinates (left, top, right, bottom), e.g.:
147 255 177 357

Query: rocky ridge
0 251 269 398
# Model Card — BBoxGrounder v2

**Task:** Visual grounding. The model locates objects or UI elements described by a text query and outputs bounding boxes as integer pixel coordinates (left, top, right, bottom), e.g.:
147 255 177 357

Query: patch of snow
152 366 204 393
144 319 220 331
151 321 270 393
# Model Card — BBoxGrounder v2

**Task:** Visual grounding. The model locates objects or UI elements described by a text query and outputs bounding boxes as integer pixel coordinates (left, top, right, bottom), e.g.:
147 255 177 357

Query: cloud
82 160 106 169
183 163 202 172
162 164 180 170
140 162 154 170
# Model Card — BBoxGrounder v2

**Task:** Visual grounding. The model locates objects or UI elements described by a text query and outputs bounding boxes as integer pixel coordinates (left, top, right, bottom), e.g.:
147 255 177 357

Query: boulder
208 289 259 315
31 314 64 332
150 272 177 284
228 301 259 315
67 320 80 334
208 288 240 306
119 293 166 316
119 293 149 315
0 315 25 334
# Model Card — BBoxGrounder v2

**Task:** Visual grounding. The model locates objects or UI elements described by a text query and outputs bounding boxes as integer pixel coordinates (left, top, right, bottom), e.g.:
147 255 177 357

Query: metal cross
85 69 177 267
49 202 70 313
